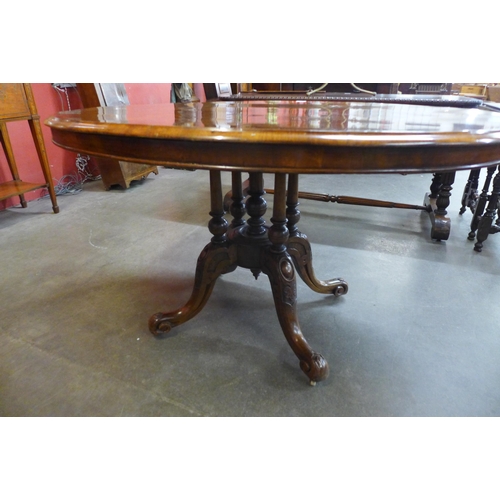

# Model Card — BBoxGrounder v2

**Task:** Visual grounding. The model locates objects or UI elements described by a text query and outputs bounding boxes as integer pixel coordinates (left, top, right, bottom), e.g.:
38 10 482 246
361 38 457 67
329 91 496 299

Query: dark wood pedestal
149 171 348 385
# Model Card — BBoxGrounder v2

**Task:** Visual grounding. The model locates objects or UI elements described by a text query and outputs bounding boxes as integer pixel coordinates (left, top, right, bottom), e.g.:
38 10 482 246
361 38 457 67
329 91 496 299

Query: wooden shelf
0 180 47 202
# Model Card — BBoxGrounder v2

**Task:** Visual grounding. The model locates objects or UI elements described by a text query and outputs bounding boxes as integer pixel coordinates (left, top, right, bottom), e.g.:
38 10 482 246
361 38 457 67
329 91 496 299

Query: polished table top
47 100 500 174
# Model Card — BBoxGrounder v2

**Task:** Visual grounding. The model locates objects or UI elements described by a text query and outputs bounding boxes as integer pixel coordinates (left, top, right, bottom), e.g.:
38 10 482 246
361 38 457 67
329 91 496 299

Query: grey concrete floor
1 167 499 416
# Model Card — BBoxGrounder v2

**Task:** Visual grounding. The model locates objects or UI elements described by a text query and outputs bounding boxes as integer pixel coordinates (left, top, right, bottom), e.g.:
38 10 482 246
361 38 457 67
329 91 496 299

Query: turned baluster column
244 172 268 278
460 169 480 215
468 165 496 241
286 173 300 238
475 166 500 252
229 171 246 229
208 170 228 244
269 173 289 253
434 171 455 218
429 173 442 200
245 172 267 237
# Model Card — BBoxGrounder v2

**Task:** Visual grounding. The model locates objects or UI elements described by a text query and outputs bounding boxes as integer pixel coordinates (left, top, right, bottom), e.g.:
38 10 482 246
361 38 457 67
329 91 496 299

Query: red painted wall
0 83 204 211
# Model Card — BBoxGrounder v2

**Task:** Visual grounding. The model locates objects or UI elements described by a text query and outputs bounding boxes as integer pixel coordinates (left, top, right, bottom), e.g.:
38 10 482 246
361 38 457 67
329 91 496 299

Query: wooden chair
460 165 500 251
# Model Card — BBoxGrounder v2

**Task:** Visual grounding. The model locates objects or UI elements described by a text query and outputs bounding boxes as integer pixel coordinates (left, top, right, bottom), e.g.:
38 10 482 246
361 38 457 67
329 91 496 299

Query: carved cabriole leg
468 165 496 241
474 167 500 252
261 173 329 385
286 174 348 296
149 171 237 335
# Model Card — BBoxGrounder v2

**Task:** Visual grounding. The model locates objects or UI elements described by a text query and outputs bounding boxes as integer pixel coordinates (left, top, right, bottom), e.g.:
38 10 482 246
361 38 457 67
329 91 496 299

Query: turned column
268 173 289 253
468 165 497 241
460 169 480 215
286 173 300 238
245 172 267 237
208 170 229 244
229 171 246 229
474 166 500 252
434 171 455 218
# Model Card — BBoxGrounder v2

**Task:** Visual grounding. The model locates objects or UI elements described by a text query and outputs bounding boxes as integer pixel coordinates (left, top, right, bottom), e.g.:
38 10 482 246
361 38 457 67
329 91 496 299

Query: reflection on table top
46 101 500 175
49 100 500 138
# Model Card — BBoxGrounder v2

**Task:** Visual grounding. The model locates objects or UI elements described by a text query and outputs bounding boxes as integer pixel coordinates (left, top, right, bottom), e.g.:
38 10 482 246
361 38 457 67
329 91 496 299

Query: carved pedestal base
149 171 347 384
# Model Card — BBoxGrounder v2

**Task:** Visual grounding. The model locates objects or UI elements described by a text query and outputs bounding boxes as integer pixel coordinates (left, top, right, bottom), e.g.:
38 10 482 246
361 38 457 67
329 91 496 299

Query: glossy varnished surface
46 101 500 174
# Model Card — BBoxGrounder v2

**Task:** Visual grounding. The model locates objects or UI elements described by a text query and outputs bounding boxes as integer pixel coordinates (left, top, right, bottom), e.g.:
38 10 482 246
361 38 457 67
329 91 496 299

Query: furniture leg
425 171 455 240
285 174 348 296
149 242 237 335
468 165 496 241
149 171 237 335
261 173 328 385
0 122 27 208
228 171 246 229
428 172 442 200
242 172 268 279
224 175 250 212
24 84 59 214
474 167 500 252
460 168 480 215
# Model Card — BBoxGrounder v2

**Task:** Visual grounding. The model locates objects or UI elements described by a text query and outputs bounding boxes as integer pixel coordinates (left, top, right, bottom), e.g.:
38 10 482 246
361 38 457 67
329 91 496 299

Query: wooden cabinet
0 83 59 213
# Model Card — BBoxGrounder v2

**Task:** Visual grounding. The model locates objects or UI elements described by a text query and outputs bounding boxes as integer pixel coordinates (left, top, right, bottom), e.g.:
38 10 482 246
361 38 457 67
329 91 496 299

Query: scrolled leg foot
300 352 329 384
331 282 348 297
262 248 330 385
149 242 236 337
287 233 348 296
148 313 174 336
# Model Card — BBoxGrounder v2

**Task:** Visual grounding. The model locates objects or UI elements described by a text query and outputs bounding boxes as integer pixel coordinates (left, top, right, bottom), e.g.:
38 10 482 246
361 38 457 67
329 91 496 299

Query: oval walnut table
46 100 500 384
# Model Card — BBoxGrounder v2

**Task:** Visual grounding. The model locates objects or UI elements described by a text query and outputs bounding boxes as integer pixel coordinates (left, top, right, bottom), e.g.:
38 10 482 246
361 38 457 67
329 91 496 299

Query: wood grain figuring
46 101 500 174
0 84 30 120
